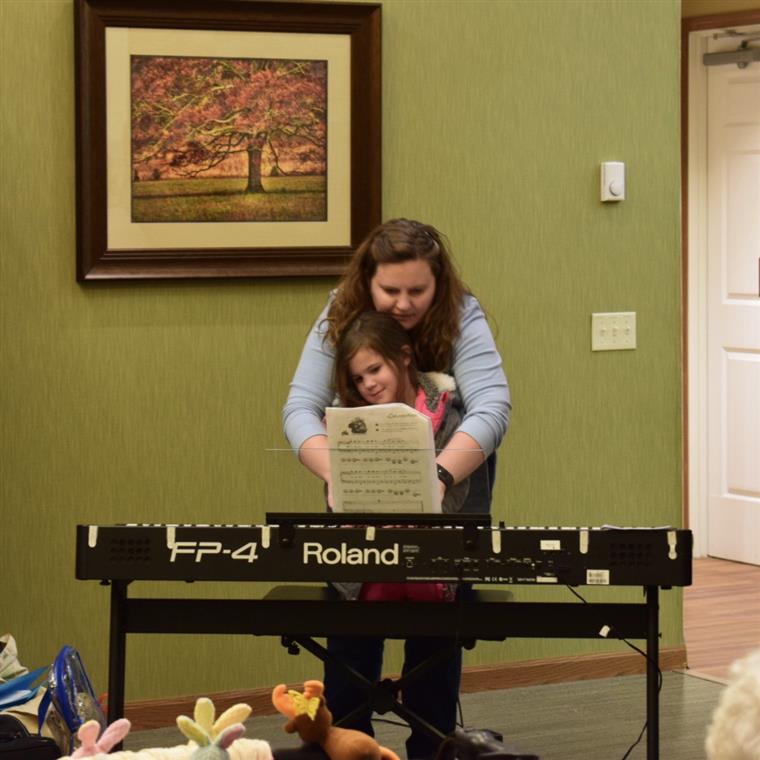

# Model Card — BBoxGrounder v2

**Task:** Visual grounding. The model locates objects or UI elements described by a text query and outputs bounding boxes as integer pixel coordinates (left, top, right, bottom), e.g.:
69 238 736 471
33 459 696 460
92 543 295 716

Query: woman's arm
297 434 331 480
438 295 511 481
298 434 333 507
436 430 487 483
282 299 336 472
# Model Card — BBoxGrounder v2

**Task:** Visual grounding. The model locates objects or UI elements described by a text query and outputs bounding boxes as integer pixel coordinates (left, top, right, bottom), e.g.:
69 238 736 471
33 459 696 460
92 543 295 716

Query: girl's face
348 347 412 405
369 259 436 331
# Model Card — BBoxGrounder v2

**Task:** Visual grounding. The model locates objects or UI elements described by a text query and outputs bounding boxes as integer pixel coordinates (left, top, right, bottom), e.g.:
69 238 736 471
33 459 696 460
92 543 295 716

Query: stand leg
286 636 448 745
108 581 128 726
646 586 659 760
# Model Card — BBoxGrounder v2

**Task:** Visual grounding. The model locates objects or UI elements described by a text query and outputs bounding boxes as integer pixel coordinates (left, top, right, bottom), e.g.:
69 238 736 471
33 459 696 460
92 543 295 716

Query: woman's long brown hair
325 218 468 371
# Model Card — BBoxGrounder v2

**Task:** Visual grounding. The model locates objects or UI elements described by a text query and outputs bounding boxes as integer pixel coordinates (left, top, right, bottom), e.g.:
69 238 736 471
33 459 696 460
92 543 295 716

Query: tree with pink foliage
131 56 327 192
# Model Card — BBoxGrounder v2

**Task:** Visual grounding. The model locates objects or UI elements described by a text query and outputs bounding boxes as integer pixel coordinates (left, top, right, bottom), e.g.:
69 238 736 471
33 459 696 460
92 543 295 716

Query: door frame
681 9 760 558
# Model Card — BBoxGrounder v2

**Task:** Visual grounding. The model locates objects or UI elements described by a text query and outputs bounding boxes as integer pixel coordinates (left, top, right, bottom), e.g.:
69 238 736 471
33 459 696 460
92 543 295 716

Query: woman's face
369 259 436 331
348 347 409 405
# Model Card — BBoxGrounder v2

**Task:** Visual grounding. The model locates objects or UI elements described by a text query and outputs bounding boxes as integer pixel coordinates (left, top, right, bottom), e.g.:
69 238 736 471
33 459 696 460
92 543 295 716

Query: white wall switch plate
591 312 636 351
601 161 625 201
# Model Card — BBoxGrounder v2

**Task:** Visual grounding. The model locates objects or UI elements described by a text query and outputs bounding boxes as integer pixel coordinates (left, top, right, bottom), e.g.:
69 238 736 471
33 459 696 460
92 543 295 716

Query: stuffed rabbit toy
176 697 246 759
59 697 272 760
71 718 131 757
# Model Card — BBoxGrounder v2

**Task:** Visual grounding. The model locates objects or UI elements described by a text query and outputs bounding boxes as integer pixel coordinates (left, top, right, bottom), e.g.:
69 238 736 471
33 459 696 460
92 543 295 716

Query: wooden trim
122 646 687 730
682 8 760 32
124 686 279 730
679 8 760 533
460 646 686 692
681 19 691 532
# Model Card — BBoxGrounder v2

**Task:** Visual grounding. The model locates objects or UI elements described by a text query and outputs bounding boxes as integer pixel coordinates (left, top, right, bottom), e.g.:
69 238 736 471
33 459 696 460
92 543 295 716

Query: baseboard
124 645 686 731
459 646 687 692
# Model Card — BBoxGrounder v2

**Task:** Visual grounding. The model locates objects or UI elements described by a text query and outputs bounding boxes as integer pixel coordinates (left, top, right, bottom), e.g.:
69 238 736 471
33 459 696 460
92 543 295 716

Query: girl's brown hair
325 218 468 371
333 311 418 408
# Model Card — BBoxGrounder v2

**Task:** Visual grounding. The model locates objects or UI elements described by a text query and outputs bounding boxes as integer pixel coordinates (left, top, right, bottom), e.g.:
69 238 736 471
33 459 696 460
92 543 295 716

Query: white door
706 33 760 565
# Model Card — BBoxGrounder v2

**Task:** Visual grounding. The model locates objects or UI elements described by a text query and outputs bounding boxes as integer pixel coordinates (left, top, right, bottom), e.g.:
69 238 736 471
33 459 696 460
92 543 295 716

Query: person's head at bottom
706 647 760 760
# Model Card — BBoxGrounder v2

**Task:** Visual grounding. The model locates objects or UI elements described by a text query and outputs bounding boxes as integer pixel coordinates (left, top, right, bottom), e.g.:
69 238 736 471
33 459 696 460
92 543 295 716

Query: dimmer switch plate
601 162 625 201
591 312 636 351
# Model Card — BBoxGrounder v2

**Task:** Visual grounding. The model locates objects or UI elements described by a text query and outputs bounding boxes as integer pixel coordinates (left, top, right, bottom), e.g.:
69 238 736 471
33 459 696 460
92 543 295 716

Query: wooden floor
683 556 760 681
127 672 725 760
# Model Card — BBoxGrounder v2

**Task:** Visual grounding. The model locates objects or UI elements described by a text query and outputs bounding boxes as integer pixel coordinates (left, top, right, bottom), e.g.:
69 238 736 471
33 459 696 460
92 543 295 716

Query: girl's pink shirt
414 386 449 433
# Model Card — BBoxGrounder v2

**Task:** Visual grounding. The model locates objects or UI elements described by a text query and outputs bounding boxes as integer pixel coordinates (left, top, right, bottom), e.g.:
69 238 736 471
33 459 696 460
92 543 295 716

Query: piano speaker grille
609 542 653 567
108 537 151 563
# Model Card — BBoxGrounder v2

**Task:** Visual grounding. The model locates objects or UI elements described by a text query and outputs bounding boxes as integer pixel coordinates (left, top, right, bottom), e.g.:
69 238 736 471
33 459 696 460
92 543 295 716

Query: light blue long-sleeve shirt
282 293 511 456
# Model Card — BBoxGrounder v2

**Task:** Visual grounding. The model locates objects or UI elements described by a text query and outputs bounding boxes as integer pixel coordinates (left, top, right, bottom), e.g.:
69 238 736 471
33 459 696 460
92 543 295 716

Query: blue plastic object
0 666 47 710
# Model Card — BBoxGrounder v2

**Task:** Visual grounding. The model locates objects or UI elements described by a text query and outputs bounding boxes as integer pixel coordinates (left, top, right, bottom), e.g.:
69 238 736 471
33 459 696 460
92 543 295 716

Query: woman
283 218 511 511
282 218 511 760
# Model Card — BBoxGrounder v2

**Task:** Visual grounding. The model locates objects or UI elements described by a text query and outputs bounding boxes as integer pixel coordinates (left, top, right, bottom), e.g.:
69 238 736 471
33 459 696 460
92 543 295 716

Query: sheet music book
325 403 441 513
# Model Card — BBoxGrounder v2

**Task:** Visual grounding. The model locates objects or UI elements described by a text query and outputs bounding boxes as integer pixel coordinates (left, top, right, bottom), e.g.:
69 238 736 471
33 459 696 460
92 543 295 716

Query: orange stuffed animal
272 681 400 760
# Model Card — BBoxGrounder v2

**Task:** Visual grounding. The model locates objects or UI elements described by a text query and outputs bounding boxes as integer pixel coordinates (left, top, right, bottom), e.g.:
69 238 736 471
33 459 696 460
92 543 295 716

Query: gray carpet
124 671 725 760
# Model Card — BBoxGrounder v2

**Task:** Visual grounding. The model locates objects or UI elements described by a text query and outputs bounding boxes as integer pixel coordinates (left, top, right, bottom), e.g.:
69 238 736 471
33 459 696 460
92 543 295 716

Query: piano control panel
76 520 692 587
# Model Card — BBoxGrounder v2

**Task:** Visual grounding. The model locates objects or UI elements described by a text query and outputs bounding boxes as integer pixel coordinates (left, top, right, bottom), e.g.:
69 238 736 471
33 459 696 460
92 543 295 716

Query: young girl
333 309 469 515
326 310 469 760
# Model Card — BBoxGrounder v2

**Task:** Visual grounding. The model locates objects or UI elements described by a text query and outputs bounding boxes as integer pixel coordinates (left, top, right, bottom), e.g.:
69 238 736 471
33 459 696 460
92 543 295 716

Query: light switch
601 162 625 202
591 312 636 351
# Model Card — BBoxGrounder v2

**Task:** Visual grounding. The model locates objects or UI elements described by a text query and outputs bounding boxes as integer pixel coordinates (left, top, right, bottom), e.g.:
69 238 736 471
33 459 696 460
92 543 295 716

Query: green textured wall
1 0 683 701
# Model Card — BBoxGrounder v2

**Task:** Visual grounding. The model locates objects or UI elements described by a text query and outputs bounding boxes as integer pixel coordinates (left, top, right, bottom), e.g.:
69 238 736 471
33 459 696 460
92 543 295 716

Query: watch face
437 465 454 488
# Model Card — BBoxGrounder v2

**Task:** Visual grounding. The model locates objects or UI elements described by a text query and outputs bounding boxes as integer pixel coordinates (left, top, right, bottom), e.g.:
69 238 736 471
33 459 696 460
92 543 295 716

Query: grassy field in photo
131 175 326 223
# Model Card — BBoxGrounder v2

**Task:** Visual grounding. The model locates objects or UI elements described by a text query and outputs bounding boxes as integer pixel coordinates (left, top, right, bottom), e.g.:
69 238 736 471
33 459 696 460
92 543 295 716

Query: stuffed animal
176 697 252 748
58 697 272 760
272 680 400 760
175 699 245 759
71 718 131 757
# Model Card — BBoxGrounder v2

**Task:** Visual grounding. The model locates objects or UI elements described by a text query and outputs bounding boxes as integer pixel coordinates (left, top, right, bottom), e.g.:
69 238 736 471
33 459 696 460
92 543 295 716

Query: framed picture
74 0 381 281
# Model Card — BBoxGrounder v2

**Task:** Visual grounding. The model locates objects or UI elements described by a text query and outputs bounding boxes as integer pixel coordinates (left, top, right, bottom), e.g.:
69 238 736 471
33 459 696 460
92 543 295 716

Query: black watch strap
436 464 455 490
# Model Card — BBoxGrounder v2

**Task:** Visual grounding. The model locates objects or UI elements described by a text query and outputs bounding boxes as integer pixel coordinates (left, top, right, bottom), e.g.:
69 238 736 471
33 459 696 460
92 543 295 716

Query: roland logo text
303 542 399 566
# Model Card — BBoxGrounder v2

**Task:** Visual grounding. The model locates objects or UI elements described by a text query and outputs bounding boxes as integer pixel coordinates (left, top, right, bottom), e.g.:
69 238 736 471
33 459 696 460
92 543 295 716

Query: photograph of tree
130 55 327 224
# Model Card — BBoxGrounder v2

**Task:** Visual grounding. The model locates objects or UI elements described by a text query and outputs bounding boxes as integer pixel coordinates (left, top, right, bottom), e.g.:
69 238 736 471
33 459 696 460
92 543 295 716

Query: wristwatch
436 464 455 490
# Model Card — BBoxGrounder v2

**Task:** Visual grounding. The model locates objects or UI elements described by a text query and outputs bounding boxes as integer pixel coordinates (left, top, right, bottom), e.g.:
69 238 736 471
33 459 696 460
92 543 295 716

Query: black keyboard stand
280 632 471 744
103 581 666 760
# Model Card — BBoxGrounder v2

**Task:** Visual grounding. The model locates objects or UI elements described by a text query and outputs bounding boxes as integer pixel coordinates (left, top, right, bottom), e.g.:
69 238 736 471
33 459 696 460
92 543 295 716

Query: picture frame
74 0 381 281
